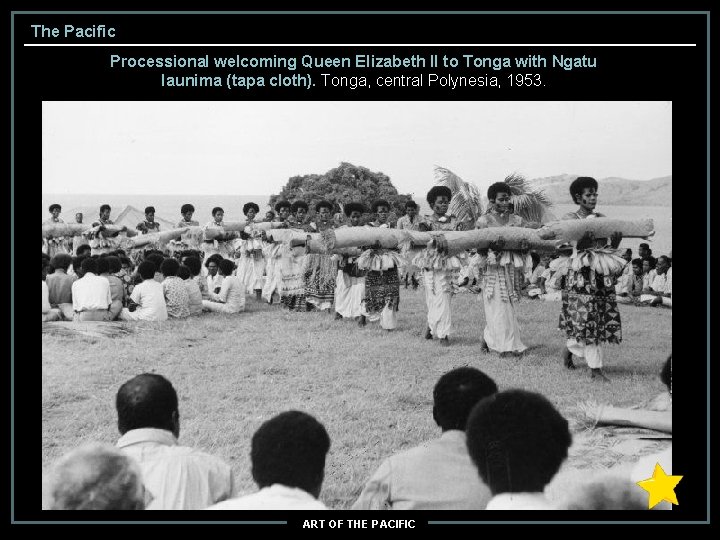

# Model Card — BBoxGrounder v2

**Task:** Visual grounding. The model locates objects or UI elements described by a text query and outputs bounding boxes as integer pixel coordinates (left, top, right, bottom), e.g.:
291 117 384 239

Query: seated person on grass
42 258 62 322
178 264 203 315
616 258 644 304
202 258 245 314
119 261 168 321
47 253 76 320
466 389 572 510
160 257 190 319
640 255 672 307
71 257 112 322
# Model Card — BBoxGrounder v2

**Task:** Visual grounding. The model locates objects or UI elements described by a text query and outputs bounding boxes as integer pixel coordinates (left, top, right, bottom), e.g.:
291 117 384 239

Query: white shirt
129 279 168 321
485 492 556 510
353 430 491 510
207 273 224 294
117 428 235 510
71 272 112 312
42 280 51 313
209 484 327 510
650 271 671 294
209 275 245 313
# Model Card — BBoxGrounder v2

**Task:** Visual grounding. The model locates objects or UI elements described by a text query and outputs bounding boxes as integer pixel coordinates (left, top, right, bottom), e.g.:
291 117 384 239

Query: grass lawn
41 287 672 509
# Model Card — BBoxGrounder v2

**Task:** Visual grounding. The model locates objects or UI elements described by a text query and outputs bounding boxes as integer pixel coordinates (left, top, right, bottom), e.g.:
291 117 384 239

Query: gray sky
42 101 671 198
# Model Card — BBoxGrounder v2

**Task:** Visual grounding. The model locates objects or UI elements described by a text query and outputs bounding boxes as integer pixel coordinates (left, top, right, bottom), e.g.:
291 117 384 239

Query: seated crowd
44 361 671 511
42 247 246 323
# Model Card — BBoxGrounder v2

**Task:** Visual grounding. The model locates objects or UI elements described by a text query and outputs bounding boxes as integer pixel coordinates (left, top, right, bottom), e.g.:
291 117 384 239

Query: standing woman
234 202 266 301
279 201 310 311
201 207 237 268
262 200 292 304
303 200 337 312
43 204 71 257
417 186 464 344
333 202 367 324
475 182 536 357
358 199 402 330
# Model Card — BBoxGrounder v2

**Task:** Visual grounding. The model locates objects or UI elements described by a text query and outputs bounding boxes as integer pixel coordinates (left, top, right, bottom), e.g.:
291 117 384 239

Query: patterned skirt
303 253 337 308
280 250 307 312
363 268 400 315
559 269 622 345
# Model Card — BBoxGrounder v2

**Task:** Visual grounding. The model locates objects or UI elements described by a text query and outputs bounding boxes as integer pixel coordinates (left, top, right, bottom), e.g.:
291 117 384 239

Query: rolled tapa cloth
537 217 655 244
306 227 408 253
220 221 288 232
179 226 204 245
129 227 189 248
42 223 89 237
264 229 316 246
42 223 139 238
428 228 559 255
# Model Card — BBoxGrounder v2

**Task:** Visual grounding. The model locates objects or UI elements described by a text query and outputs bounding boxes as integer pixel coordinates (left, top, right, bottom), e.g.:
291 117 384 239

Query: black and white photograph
40 100 673 513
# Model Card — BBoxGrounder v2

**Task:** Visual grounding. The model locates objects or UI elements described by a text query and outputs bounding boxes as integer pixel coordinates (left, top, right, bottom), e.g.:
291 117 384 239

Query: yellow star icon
636 463 683 509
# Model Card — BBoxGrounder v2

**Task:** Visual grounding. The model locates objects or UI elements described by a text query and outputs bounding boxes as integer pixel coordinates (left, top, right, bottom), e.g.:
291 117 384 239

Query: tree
270 162 414 220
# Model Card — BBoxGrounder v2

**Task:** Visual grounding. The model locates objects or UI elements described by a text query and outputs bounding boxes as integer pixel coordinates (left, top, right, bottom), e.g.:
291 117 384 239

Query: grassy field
41 287 672 509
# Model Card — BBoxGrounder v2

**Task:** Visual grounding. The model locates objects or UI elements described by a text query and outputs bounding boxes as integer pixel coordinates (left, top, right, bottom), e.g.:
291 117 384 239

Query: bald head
45 442 145 510
116 374 178 435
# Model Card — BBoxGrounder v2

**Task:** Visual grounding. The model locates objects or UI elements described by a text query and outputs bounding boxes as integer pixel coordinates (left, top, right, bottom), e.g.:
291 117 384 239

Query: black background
10 4 714 531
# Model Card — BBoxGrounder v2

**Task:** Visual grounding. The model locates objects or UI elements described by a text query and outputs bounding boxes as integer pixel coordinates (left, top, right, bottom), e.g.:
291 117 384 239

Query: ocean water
40 195 672 256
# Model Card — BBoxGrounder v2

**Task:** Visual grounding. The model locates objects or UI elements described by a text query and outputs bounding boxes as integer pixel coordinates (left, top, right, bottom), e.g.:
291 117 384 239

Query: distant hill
529 175 672 207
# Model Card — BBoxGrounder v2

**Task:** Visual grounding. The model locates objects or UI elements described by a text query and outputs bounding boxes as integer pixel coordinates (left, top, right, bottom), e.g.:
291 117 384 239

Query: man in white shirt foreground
71 257 111 321
353 367 496 510
209 410 330 510
116 373 235 510
466 389 572 510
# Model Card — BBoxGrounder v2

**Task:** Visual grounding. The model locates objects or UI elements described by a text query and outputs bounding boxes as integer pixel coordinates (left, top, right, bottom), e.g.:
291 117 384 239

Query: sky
42 101 672 198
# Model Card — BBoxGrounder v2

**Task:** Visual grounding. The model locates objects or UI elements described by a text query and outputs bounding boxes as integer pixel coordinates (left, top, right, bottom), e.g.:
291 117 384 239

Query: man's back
353 430 492 510
71 272 111 311
46 271 75 305
131 279 168 321
117 428 234 510
209 484 328 510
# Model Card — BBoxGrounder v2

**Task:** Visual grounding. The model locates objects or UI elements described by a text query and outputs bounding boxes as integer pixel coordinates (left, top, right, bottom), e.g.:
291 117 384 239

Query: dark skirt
364 268 400 315
559 269 622 345
303 253 337 307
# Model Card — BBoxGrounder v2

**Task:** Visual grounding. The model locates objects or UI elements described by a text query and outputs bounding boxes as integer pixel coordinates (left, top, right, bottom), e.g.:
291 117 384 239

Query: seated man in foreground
353 367 496 510
209 410 330 510
115 373 235 509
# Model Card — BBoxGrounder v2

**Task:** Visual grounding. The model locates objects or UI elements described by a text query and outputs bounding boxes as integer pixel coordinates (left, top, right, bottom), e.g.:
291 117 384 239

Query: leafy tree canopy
270 162 415 222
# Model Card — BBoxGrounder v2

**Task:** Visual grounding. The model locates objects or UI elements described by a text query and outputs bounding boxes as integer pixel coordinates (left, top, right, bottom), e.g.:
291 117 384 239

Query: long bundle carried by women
220 221 287 232
537 218 655 244
428 228 558 255
307 227 406 253
42 223 138 238
130 227 189 248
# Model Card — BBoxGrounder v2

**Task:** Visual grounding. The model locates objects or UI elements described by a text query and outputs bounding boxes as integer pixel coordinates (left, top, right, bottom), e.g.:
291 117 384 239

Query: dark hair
100 204 111 214
177 265 192 280
76 245 91 256
160 257 180 277
95 257 110 275
426 185 452 207
404 200 419 210
144 253 165 273
251 411 330 494
106 256 122 274
180 203 195 214
623 248 632 256
211 206 224 216
72 256 87 274
81 257 98 275
631 258 643 268
265 210 276 219
274 200 291 212
343 202 366 217
183 256 202 277
371 199 390 213
661 356 672 393
116 374 178 434
644 257 657 270
218 258 235 276
487 182 512 201
569 177 598 203
530 252 541 270
144 206 155 214
290 201 309 213
205 254 223 268
466 389 571 495
639 242 650 250
137 261 156 280
243 202 260 215
50 253 72 272
49 203 61 213
315 200 333 212
433 367 498 431
119 256 132 268
657 255 670 265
